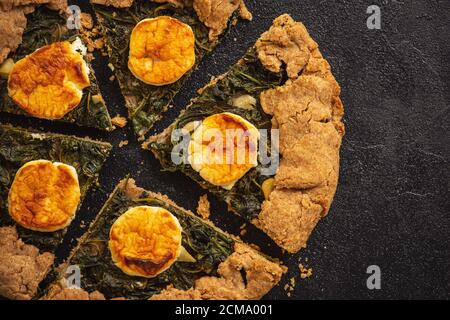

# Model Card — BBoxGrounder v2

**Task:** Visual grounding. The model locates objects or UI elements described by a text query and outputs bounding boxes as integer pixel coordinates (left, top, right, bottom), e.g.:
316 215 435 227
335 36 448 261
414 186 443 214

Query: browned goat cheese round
109 206 182 277
8 160 81 232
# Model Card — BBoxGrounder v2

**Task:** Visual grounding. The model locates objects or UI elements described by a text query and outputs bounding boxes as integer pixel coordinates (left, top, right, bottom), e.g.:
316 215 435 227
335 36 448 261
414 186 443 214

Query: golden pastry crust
254 14 345 253
188 112 259 189
0 7 30 65
0 226 54 300
128 16 195 86
152 0 187 7
196 194 211 220
151 242 283 300
8 160 81 232
90 0 134 7
109 206 182 278
7 41 90 120
111 115 128 128
0 0 66 12
0 0 68 64
193 0 252 42
43 285 106 300
150 286 203 300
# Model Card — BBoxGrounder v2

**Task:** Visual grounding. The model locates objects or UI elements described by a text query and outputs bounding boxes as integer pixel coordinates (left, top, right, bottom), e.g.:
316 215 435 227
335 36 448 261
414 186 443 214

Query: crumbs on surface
196 194 210 220
283 276 296 297
118 140 129 148
299 263 313 279
239 223 247 236
79 13 105 61
111 115 128 128
80 12 93 29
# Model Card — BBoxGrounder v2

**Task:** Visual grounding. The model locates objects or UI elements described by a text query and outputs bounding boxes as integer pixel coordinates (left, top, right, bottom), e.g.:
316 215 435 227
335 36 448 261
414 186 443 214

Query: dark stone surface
1 0 448 299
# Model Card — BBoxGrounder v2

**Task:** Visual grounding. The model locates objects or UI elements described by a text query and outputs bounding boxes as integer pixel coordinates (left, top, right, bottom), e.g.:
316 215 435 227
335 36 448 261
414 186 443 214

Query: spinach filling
93 0 239 137
149 47 285 221
66 180 234 299
0 125 112 252
0 6 113 131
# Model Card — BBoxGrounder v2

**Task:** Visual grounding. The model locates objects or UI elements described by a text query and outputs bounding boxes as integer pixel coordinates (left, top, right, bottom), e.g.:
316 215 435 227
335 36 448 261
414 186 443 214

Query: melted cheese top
8 160 81 232
7 41 90 120
109 206 182 278
128 16 195 86
188 112 260 190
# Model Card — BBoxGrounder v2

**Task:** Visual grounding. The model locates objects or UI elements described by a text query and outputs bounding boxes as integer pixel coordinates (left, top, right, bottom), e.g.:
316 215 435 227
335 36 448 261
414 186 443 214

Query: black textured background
1 0 449 300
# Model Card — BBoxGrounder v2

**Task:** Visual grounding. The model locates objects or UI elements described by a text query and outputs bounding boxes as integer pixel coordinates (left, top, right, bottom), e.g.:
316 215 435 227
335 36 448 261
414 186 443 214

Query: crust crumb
283 277 296 294
239 223 247 236
80 12 93 30
299 263 313 279
238 1 252 20
111 115 128 128
118 140 129 148
79 12 105 60
196 194 211 220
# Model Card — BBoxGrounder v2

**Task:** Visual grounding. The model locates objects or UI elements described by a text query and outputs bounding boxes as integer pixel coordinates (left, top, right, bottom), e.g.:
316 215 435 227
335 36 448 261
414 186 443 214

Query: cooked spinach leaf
0 7 113 131
149 47 284 221
0 125 112 252
93 0 239 137
67 181 234 299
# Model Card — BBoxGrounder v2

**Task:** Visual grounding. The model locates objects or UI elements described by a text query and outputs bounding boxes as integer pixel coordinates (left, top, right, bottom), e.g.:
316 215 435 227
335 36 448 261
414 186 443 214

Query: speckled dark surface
1 0 449 300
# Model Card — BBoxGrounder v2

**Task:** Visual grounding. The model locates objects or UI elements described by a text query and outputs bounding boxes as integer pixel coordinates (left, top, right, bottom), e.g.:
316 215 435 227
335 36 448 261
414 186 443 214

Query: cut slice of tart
91 0 252 138
145 14 345 253
0 5 114 131
0 124 112 299
44 178 283 300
